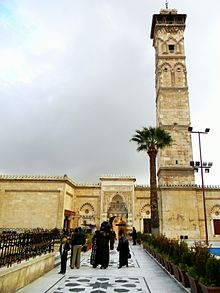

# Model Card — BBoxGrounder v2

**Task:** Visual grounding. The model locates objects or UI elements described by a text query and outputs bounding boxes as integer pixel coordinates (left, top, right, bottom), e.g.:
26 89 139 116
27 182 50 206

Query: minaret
150 8 195 185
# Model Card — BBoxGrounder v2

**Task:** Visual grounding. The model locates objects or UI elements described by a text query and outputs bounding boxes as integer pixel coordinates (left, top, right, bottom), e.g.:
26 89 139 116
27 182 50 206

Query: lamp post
188 127 212 246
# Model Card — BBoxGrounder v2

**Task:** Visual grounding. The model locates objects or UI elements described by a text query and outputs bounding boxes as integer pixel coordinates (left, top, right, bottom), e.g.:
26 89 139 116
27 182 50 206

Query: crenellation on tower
160 9 177 14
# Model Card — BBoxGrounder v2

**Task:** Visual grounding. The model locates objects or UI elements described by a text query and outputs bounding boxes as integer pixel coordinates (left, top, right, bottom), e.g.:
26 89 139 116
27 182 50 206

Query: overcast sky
0 0 220 186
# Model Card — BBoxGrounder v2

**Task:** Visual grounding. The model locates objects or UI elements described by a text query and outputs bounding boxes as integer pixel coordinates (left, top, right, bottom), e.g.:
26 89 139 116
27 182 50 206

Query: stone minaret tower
150 9 195 185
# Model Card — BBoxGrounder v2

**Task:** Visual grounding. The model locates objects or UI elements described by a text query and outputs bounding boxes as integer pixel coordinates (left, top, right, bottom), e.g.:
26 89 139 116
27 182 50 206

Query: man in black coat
59 236 70 274
99 231 110 269
132 227 137 245
117 232 130 269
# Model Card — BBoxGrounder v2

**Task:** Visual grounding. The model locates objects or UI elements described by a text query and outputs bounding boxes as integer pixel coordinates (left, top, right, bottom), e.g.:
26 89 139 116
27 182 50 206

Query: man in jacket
71 227 85 269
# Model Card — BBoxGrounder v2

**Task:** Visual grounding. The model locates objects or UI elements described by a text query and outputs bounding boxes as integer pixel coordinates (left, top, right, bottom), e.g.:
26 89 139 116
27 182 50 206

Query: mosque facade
1 8 220 243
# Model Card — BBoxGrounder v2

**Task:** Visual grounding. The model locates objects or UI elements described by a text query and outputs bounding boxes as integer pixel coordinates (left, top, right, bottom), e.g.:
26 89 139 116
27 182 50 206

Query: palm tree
130 127 173 235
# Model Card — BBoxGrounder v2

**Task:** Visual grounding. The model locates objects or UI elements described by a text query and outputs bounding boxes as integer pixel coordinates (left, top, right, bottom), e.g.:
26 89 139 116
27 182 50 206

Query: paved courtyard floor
17 242 189 293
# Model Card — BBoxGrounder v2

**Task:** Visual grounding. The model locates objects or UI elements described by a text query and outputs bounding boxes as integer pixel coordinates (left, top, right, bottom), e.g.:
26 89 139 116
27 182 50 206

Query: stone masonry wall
0 178 66 229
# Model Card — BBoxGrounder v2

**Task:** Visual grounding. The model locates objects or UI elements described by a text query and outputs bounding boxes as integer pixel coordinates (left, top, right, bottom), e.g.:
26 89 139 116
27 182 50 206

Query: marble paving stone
16 242 188 293
47 276 149 293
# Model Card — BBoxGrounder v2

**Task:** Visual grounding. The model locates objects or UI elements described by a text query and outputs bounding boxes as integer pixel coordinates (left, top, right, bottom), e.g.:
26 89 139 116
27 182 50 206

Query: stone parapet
0 253 55 293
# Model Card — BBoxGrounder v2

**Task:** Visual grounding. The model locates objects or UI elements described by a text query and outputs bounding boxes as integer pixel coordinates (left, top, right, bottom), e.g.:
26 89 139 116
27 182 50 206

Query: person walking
132 227 137 245
59 236 70 274
71 227 85 269
117 232 130 269
119 228 123 237
109 229 116 250
90 230 100 268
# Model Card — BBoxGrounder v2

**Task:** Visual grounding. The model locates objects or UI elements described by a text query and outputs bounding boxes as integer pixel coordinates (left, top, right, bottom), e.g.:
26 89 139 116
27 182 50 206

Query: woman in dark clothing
90 230 100 268
109 230 116 250
99 231 110 269
117 232 130 269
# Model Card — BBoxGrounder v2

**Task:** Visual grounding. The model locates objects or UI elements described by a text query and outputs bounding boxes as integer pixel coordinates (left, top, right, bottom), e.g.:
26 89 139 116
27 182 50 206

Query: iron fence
0 229 61 268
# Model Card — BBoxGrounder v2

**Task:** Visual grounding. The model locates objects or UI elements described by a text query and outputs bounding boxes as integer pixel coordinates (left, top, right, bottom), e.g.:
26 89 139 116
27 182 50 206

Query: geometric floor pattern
50 276 148 293
16 241 188 293
48 246 146 293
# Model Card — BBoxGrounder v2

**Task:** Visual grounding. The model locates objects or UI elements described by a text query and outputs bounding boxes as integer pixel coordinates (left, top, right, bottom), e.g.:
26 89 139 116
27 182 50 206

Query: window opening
168 44 175 53
167 17 174 24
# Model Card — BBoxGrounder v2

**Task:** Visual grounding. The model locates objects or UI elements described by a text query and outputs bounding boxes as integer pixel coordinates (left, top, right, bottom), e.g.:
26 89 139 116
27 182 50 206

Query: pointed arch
161 37 178 55
166 36 177 43
159 62 172 87
107 193 128 215
79 202 95 216
159 62 172 71
140 204 151 216
176 37 184 54
211 205 220 216
78 202 96 228
80 202 95 211
111 193 124 203
174 62 186 71
165 36 177 54
174 63 186 87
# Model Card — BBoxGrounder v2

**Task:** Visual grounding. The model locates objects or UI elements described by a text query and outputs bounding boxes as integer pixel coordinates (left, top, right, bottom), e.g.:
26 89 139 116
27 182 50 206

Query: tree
130 127 173 235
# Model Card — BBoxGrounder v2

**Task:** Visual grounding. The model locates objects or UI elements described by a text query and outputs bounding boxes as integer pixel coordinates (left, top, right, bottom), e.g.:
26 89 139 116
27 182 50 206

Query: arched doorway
114 217 127 238
79 203 96 232
107 193 128 237
141 204 151 233
211 205 220 236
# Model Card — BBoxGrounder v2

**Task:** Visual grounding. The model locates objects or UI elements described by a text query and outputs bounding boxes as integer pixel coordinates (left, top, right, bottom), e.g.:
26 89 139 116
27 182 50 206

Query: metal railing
0 229 61 268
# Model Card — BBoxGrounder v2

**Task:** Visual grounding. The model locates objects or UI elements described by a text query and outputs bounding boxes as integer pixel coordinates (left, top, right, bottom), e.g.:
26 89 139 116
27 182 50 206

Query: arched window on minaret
161 63 172 87
174 63 185 87
176 38 184 54
166 36 177 54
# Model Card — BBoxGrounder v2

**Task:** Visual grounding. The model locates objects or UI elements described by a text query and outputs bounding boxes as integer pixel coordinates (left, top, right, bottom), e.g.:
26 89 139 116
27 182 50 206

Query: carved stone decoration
79 203 95 216
140 204 151 218
156 26 185 36
79 202 96 227
211 205 220 218
107 193 128 215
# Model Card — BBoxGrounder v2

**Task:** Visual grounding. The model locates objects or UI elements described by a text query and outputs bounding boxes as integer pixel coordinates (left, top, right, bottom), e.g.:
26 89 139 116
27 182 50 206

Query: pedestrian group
59 224 136 274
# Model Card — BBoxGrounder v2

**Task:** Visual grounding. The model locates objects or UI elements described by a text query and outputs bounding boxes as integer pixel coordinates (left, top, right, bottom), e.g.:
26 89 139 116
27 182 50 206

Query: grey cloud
0 1 220 185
